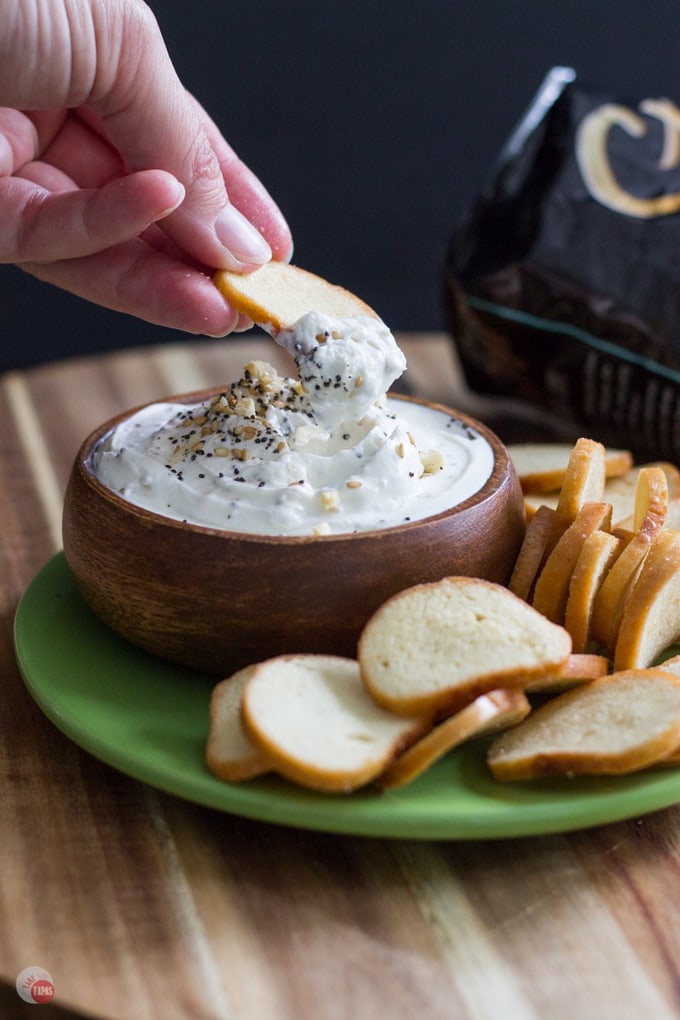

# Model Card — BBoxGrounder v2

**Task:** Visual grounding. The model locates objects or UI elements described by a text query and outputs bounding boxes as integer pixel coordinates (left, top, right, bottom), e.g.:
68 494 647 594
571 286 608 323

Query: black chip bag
444 66 680 462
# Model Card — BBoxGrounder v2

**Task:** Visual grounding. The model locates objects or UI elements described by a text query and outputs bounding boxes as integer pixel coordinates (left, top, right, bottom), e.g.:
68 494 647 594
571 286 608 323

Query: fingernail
233 314 255 333
215 205 272 264
205 308 241 338
166 180 186 214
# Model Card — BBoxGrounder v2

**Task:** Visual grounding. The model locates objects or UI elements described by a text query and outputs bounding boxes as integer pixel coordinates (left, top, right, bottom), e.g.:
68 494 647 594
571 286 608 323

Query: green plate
14 553 680 839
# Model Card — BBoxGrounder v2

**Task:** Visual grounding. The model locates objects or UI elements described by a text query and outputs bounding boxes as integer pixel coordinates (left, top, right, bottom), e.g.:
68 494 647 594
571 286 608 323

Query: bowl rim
70 389 516 546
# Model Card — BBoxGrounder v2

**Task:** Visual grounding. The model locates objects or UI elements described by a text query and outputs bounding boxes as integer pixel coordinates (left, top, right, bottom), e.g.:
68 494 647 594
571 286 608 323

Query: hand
0 0 293 336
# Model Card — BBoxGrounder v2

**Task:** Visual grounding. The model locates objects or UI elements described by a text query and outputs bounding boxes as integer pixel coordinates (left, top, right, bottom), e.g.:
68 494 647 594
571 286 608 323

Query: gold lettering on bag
575 98 680 218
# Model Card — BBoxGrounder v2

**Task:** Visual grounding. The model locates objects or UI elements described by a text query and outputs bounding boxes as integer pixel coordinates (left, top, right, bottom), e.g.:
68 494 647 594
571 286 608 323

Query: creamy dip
93 312 494 536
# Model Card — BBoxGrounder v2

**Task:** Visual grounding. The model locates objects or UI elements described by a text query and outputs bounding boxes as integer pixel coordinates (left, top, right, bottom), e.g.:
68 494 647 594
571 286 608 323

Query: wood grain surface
1 334 679 1020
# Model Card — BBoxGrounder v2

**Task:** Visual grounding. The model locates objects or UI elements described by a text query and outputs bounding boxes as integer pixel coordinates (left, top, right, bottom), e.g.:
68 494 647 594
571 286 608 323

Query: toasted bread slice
564 529 622 652
662 498 680 531
532 502 612 624
214 262 378 334
358 577 572 718
589 466 669 653
241 654 428 793
524 461 680 526
630 464 670 531
658 747 680 766
611 525 635 544
655 652 680 676
523 492 558 521
377 689 531 790
614 529 680 670
487 669 680 780
508 504 556 602
523 652 609 693
589 534 652 653
508 443 632 494
551 438 606 527
603 461 680 527
543 438 606 557
653 656 680 764
205 666 271 782
614 493 680 532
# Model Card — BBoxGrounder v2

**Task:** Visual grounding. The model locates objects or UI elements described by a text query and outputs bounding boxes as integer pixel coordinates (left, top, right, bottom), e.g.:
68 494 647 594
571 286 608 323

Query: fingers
189 97 294 263
0 170 185 263
82 3 260 270
0 108 123 190
29 109 125 188
0 107 41 176
86 2 290 271
0 0 293 333
2 1 292 279
22 237 241 336
220 163 294 265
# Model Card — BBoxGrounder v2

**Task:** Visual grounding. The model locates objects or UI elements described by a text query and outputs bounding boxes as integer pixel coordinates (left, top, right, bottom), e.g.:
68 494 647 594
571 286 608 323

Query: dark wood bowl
62 392 526 675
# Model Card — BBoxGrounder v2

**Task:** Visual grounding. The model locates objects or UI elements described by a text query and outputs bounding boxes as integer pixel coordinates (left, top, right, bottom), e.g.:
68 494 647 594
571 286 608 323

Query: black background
4 0 680 369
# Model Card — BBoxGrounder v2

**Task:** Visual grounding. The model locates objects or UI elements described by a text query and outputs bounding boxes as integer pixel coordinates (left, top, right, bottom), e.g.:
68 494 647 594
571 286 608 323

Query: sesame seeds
155 364 308 472
95 315 493 535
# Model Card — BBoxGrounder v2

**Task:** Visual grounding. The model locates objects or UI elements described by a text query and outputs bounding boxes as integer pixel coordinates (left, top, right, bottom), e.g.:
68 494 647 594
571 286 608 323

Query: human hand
0 0 293 336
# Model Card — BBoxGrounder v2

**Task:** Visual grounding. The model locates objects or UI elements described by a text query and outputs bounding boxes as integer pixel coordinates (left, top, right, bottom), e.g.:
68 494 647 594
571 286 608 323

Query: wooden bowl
62 392 526 675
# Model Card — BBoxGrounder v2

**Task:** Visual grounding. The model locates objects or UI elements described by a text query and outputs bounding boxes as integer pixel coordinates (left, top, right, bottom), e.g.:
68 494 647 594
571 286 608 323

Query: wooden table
2 333 679 1020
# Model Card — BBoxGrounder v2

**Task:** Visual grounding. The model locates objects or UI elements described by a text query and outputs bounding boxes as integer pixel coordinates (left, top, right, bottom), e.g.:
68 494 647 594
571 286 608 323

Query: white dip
93 312 494 536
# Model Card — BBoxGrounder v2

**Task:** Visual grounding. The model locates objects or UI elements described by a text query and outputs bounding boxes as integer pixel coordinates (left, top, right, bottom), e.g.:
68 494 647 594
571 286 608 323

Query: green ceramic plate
14 553 680 839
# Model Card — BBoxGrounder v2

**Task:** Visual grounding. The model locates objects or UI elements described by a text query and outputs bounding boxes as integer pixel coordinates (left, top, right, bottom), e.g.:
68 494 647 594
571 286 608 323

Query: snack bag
445 66 680 462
